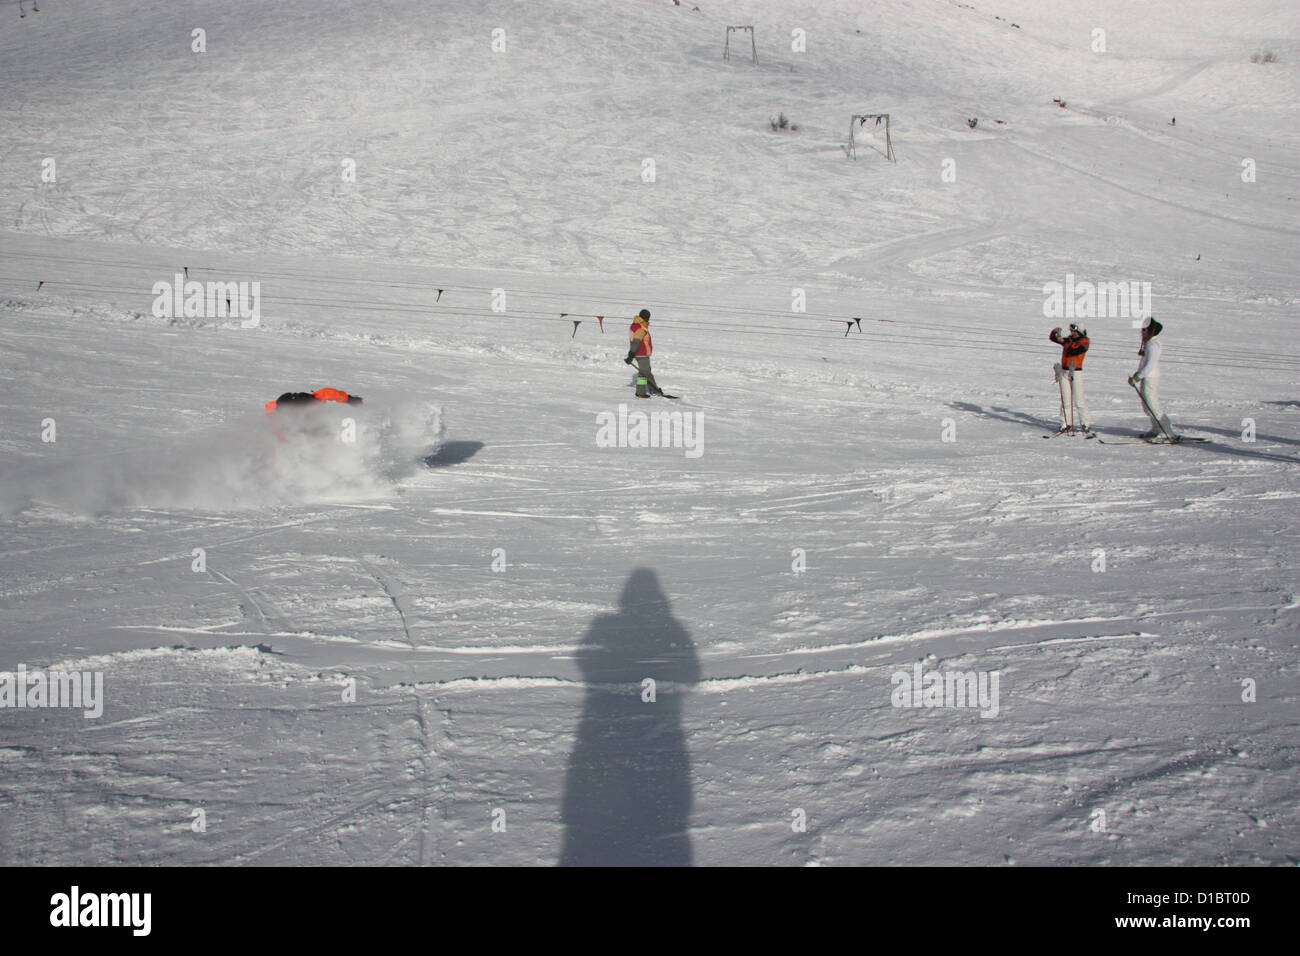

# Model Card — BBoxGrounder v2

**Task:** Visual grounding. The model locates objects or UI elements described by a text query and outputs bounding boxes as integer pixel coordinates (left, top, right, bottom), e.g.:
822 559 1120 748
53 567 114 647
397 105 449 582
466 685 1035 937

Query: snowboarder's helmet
1069 322 1087 335
1142 316 1163 337
638 309 651 321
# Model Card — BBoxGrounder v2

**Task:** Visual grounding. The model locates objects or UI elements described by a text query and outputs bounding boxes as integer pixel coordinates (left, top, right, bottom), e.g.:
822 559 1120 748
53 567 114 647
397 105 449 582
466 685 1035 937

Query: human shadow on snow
951 401 1297 462
1152 435 1298 466
1188 422 1300 450
949 401 1059 433
423 440 484 468
560 568 699 867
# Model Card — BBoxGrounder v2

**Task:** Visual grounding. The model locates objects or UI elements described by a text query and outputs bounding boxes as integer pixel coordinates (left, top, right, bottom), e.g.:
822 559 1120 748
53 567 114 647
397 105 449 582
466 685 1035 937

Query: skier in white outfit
1129 316 1175 440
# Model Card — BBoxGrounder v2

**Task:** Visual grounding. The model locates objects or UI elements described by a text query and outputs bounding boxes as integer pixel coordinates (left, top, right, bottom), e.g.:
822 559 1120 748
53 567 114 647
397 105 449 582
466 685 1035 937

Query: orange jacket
1050 330 1089 371
264 388 360 414
628 319 652 358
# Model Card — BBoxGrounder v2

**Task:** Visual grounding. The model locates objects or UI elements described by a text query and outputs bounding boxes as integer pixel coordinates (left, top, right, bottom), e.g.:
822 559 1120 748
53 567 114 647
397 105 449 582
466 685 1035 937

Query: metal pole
1057 366 1067 432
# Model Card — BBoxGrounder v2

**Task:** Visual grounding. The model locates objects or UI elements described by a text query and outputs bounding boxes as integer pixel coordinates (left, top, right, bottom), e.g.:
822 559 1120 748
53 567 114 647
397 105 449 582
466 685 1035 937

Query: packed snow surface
0 0 1297 865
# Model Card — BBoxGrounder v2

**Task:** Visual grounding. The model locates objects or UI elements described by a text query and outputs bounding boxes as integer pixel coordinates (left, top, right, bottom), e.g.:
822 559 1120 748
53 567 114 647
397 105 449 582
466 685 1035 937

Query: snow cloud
1 400 443 516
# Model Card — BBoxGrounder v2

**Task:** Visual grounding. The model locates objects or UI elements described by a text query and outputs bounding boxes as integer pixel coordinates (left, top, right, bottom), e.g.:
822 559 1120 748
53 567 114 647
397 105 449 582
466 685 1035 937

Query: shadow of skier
1184 423 1300 450
948 401 1059 433
560 567 699 866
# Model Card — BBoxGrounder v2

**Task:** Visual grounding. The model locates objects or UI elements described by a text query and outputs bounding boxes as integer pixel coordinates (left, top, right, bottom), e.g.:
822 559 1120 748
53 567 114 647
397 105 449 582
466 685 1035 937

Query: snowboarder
624 309 663 398
264 387 363 414
1050 322 1093 436
1129 317 1175 440
263 387 363 442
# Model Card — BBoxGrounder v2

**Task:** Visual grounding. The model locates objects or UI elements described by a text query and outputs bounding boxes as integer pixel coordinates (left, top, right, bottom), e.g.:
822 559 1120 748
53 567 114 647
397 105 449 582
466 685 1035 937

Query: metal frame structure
849 113 895 162
724 26 757 65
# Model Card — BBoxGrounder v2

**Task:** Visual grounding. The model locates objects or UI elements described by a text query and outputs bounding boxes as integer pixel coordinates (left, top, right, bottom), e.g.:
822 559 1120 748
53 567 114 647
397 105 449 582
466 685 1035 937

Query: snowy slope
0 0 1298 865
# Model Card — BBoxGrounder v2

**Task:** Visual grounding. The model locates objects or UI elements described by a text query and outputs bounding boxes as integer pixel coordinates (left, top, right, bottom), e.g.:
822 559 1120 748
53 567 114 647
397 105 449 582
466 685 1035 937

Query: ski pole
1069 372 1076 435
1130 379 1167 439
1130 380 1175 442
1057 366 1067 432
1071 371 1084 434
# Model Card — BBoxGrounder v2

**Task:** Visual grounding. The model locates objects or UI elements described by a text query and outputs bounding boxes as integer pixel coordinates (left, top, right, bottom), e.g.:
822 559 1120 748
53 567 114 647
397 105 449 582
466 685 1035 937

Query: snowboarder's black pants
634 356 660 395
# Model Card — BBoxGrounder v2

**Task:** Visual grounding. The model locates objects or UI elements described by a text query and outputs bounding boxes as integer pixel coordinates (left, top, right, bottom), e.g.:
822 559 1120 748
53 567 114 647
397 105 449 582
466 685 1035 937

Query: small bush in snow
770 112 799 132
1250 49 1277 64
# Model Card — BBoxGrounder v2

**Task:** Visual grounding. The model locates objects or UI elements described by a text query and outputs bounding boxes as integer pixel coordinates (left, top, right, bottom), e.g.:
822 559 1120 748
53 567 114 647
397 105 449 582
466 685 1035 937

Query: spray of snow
1 400 443 516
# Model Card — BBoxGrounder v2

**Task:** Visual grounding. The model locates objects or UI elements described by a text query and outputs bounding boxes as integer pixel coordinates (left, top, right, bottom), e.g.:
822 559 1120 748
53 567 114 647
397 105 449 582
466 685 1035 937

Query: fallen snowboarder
264 387 363 414
264 387 363 442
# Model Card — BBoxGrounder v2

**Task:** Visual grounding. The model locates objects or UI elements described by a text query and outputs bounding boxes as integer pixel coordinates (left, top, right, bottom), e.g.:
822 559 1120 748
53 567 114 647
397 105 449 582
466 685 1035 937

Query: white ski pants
1137 377 1173 435
1055 365 1091 429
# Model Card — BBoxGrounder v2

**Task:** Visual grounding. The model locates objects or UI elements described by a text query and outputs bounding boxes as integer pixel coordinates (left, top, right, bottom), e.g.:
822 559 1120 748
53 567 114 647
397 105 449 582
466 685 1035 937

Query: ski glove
624 353 636 365
1128 375 1140 387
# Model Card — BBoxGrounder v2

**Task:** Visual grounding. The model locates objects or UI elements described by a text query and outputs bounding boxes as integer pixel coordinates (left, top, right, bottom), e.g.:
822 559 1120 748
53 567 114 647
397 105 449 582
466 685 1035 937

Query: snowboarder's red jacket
1050 329 1089 370
628 318 652 358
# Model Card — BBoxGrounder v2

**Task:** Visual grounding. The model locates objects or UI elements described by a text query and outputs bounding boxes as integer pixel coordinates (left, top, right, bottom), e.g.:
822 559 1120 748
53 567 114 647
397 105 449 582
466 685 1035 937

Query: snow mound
2 399 443 516
52 642 278 673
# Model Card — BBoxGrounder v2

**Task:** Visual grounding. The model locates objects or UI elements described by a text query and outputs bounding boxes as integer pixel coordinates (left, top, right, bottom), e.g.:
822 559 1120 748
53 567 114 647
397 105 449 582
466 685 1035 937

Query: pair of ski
638 391 681 400
1042 428 1207 444
1103 382 1207 444
1045 434 1206 444
1096 435 1208 445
